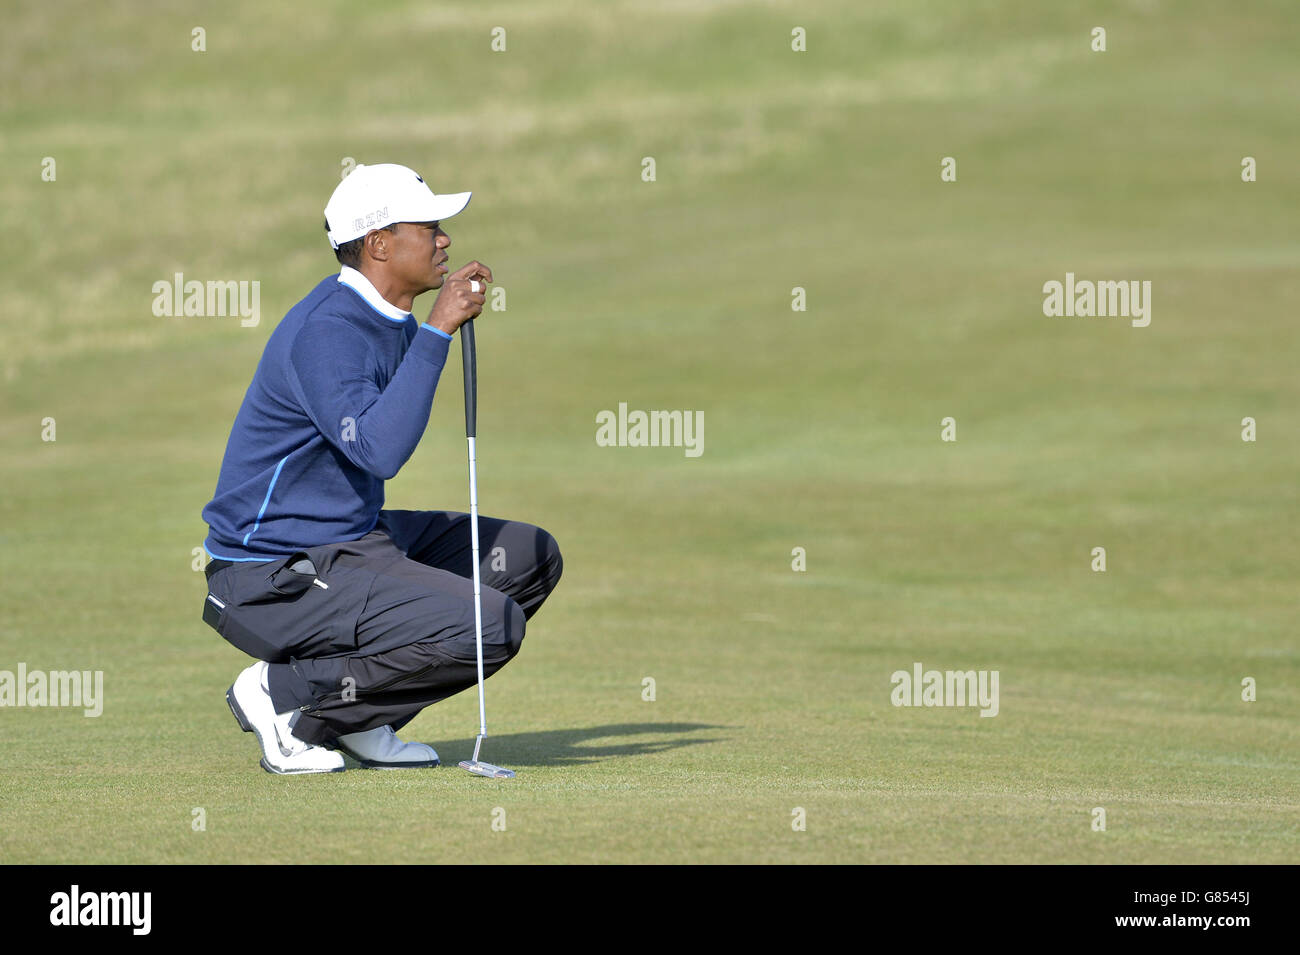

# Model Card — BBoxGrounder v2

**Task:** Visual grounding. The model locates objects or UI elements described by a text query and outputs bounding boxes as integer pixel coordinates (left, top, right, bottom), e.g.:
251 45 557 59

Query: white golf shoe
226 661 345 775
334 725 440 769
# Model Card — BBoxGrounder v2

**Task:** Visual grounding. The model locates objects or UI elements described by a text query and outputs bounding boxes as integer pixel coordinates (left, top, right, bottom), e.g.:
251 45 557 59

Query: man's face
384 220 450 295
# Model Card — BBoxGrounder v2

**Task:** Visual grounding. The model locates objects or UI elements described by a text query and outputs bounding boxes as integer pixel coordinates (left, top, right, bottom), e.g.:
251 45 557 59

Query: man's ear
364 227 393 263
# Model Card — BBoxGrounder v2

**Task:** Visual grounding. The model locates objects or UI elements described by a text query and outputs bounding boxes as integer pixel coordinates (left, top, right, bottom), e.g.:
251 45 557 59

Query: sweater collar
337 266 413 324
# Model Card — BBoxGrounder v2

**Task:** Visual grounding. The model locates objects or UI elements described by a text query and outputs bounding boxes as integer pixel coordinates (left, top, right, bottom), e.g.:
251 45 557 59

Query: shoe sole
226 683 345 776
354 758 441 770
329 740 440 770
334 746 441 770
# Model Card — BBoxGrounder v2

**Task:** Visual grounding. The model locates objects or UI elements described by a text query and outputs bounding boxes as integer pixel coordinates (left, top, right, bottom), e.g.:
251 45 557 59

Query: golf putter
457 288 515 779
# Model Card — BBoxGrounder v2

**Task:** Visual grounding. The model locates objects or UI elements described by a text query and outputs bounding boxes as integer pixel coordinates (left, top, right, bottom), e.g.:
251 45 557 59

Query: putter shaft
460 319 514 779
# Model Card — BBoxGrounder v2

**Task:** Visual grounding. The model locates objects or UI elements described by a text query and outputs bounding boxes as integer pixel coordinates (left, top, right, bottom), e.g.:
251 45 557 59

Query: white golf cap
324 163 471 249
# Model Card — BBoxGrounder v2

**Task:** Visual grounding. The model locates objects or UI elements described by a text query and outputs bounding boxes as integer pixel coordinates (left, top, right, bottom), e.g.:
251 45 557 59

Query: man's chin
415 276 444 298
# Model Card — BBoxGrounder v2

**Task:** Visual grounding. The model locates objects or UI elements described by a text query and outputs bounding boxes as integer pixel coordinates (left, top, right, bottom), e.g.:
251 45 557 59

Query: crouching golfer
199 163 563 774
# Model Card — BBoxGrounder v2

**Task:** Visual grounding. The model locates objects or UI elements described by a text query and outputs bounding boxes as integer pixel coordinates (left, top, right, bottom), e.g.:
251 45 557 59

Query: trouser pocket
200 549 370 663
268 553 319 597
201 584 290 663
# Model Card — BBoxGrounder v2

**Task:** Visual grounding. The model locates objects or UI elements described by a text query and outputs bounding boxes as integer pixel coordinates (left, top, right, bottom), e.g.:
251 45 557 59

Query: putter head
459 759 516 779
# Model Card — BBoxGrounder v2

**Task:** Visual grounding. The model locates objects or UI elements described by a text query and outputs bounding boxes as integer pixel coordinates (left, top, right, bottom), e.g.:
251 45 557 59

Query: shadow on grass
427 722 728 768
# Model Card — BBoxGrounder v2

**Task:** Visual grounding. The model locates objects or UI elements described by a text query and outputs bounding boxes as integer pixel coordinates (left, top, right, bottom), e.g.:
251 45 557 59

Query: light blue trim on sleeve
420 324 454 342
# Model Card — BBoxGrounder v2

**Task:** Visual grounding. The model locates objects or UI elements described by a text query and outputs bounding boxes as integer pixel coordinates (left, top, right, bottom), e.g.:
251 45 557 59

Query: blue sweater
202 270 454 562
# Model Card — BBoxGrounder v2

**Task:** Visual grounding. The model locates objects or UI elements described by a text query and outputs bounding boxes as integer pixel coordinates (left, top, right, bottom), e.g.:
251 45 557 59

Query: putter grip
461 318 477 438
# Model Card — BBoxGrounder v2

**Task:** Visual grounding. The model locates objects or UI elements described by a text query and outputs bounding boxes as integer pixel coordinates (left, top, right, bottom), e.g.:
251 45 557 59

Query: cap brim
427 191 471 220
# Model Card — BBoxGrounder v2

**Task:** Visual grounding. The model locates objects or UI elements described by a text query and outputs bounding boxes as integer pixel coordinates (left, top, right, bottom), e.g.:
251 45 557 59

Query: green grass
1 0 1297 863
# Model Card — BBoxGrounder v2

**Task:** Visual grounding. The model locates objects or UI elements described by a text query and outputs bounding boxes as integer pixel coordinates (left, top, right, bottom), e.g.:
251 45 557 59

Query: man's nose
436 230 450 249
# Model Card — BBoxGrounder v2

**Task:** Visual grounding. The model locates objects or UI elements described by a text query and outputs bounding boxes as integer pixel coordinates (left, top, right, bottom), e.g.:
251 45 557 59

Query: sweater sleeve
287 317 451 480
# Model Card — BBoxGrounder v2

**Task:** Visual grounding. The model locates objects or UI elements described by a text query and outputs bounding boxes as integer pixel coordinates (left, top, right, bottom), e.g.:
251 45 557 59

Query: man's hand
426 261 493 336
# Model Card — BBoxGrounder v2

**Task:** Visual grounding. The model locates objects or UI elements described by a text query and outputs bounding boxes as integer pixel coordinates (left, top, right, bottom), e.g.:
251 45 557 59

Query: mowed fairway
1 0 1297 863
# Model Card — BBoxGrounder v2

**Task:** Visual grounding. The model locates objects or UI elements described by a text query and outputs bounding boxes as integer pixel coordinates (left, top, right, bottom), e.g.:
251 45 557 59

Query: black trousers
202 509 563 745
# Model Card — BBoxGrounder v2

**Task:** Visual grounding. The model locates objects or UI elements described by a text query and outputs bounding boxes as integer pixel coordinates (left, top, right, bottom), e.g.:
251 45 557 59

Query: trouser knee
541 534 563 595
499 596 527 657
512 528 563 621
473 593 526 666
